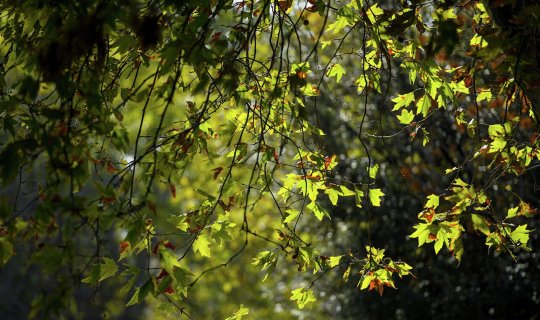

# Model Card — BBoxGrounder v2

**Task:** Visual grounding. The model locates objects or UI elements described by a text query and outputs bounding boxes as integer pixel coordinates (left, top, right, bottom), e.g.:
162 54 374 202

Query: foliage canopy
1 0 539 318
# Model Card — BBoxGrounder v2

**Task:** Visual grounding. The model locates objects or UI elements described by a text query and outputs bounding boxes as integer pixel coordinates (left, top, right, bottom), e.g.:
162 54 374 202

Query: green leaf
507 206 519 219
356 76 368 92
159 249 184 282
434 237 444 254
82 265 100 285
489 137 507 153
410 223 432 246
126 279 153 307
284 209 300 223
397 109 414 125
300 84 320 96
340 185 355 196
467 119 477 137
425 195 440 209
366 3 384 24
307 201 330 221
355 188 364 208
328 255 343 268
452 234 464 259
360 274 372 290
440 8 457 20
392 92 415 110
471 214 490 235
510 225 531 249
369 189 385 207
290 288 316 309
327 64 346 83
225 305 249 320
343 265 351 282
327 16 351 34
325 188 340 206
193 233 212 257
0 238 13 266
416 95 431 117
369 164 379 179
488 124 505 138
98 257 118 282
476 89 491 102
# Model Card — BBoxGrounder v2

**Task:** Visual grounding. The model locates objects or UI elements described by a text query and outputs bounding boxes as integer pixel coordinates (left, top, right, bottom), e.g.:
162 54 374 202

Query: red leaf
324 155 335 170
424 209 435 223
101 196 116 204
369 279 377 291
119 241 130 254
170 183 176 198
210 32 222 43
273 149 279 163
163 285 174 294
157 269 169 280
163 241 176 250
106 162 117 174
152 243 160 255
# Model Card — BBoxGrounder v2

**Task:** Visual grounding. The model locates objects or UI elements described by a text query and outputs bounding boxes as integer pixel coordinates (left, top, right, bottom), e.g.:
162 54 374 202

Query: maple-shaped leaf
307 201 330 220
290 288 316 309
193 233 212 257
392 92 415 110
368 279 385 296
425 194 440 209
397 109 414 125
510 225 531 250
327 64 346 83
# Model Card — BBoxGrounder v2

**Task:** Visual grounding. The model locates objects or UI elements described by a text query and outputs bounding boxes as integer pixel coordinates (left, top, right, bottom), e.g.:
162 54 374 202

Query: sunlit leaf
369 189 385 207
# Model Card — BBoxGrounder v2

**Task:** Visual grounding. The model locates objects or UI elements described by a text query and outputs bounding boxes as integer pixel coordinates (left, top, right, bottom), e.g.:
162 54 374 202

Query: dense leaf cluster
1 0 539 319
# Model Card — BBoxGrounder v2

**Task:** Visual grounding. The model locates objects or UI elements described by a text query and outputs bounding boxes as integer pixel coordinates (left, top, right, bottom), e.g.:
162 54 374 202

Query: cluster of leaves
0 0 539 318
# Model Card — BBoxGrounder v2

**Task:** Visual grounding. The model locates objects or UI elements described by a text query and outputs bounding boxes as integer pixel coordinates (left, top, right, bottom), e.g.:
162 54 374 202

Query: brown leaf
106 162 117 174
278 0 292 11
273 149 279 163
148 201 157 215
170 183 176 199
101 196 116 204
212 167 223 180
